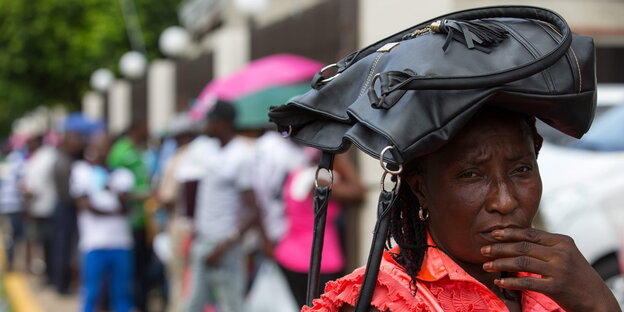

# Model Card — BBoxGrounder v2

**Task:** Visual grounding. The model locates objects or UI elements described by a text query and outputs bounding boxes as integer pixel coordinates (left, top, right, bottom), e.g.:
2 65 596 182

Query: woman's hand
480 227 621 312
205 241 229 267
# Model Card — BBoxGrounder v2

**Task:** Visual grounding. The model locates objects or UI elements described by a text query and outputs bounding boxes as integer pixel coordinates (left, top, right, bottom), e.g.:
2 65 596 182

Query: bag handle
306 152 335 306
354 147 402 312
315 6 571 90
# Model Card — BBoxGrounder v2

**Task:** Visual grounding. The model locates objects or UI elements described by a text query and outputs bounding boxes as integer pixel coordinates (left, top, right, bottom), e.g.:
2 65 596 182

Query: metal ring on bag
380 171 401 194
280 125 293 138
314 167 334 190
320 64 340 83
379 146 403 175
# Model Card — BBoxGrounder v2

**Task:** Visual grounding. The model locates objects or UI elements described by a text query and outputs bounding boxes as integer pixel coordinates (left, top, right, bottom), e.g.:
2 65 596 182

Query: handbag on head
269 5 595 165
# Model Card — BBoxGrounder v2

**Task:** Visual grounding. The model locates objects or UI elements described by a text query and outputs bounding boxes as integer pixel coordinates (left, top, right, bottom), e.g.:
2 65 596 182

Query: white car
536 84 624 306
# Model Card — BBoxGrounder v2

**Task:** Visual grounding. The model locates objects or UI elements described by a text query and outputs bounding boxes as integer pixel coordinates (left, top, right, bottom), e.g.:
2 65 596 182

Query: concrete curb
4 273 44 312
0 229 44 312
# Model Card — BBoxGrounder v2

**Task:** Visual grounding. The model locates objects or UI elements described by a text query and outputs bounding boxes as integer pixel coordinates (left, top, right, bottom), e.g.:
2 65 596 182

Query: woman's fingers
494 276 553 293
483 256 550 275
481 228 577 276
490 227 561 246
481 228 569 289
481 228 622 311
481 227 575 264
481 241 552 262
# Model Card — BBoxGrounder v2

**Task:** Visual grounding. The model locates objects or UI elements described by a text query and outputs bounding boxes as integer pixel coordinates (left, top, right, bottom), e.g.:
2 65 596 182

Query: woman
304 107 621 312
268 5 621 312
275 151 365 307
71 133 135 312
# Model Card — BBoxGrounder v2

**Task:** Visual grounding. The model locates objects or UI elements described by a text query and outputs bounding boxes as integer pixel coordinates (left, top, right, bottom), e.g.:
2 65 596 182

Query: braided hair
387 163 429 295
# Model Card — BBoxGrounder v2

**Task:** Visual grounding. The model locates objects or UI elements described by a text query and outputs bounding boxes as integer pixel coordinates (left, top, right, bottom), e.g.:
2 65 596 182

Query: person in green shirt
107 119 151 312
107 120 150 229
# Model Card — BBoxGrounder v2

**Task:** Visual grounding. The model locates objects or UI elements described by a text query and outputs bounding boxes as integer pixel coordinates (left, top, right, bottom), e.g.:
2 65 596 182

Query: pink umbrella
190 54 324 120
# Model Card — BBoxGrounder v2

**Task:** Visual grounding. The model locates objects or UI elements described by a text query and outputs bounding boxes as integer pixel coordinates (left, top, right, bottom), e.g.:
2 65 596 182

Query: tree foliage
0 0 181 136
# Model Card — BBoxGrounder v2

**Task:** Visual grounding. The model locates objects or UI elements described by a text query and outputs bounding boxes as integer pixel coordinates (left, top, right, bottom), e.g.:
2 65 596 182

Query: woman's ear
404 169 428 208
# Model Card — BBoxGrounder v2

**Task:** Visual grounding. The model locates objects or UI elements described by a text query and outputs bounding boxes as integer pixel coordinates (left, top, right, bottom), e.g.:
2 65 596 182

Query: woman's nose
485 179 518 214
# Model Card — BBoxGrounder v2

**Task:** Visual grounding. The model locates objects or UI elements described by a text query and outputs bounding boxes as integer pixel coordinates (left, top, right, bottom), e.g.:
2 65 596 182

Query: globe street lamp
159 26 191 58
90 68 115 92
234 0 269 15
119 51 147 79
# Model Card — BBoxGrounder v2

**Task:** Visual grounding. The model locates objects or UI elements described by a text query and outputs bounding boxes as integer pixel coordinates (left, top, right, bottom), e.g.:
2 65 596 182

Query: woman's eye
459 171 479 179
513 166 532 174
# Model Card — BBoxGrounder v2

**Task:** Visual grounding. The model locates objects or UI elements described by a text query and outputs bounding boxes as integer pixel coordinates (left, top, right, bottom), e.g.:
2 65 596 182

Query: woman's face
406 110 542 265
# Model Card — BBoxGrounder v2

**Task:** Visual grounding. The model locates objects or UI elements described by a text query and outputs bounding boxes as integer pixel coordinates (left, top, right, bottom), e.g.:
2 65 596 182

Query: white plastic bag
244 260 299 312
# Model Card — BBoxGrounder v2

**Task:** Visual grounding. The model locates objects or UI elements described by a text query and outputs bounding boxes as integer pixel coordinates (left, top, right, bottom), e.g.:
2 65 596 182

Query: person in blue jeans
70 133 135 312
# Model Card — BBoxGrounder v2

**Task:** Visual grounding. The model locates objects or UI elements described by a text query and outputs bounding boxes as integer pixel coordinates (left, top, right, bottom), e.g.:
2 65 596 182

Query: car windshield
538 83 624 150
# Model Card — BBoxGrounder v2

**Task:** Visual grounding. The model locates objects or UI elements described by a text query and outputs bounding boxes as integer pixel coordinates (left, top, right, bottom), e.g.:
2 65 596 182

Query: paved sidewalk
20 273 79 312
2 271 79 312
5 273 44 312
1 229 79 312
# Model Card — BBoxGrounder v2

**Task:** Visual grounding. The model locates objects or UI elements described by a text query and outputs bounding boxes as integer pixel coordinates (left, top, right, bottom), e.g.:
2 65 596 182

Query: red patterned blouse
303 235 564 312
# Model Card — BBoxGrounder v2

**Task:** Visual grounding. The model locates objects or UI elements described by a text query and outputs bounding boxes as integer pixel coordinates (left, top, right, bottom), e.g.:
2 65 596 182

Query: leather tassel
438 19 508 53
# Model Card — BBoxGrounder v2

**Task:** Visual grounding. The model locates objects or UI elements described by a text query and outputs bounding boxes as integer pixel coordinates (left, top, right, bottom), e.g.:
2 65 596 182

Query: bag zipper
538 21 582 93
359 42 402 98
360 53 385 97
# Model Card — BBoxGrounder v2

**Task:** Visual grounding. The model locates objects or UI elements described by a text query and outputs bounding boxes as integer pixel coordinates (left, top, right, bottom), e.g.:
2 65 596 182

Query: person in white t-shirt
156 114 198 312
22 135 57 281
0 145 26 271
252 130 309 244
70 133 135 312
183 100 272 312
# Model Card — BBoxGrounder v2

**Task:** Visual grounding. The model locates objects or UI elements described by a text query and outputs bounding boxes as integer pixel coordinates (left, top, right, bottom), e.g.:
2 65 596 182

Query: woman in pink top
275 152 364 308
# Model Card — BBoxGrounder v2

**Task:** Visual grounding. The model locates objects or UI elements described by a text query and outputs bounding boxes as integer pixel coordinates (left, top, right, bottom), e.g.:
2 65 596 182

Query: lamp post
119 51 148 127
85 68 115 122
152 26 191 136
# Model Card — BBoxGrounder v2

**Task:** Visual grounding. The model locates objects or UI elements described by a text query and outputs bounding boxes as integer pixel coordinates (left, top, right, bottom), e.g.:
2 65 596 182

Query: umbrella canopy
190 54 323 121
234 83 312 129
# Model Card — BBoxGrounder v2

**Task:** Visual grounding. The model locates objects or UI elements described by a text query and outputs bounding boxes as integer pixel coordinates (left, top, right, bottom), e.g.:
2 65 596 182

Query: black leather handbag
270 5 595 165
268 5 596 311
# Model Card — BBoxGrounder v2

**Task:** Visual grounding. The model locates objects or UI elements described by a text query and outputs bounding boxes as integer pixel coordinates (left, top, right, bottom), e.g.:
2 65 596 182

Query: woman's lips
482 225 518 233
479 231 499 243
478 225 520 243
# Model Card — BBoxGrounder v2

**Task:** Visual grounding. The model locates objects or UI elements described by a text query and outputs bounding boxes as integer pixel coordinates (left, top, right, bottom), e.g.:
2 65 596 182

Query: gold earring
418 207 429 221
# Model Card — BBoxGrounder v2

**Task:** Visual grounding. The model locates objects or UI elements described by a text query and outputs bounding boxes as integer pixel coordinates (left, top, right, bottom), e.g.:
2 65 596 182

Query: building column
202 24 250 78
358 0 453 47
148 60 176 136
82 91 105 121
108 80 132 136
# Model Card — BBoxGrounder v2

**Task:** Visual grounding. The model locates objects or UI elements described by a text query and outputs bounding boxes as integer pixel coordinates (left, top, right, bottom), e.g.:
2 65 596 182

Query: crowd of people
0 100 365 312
